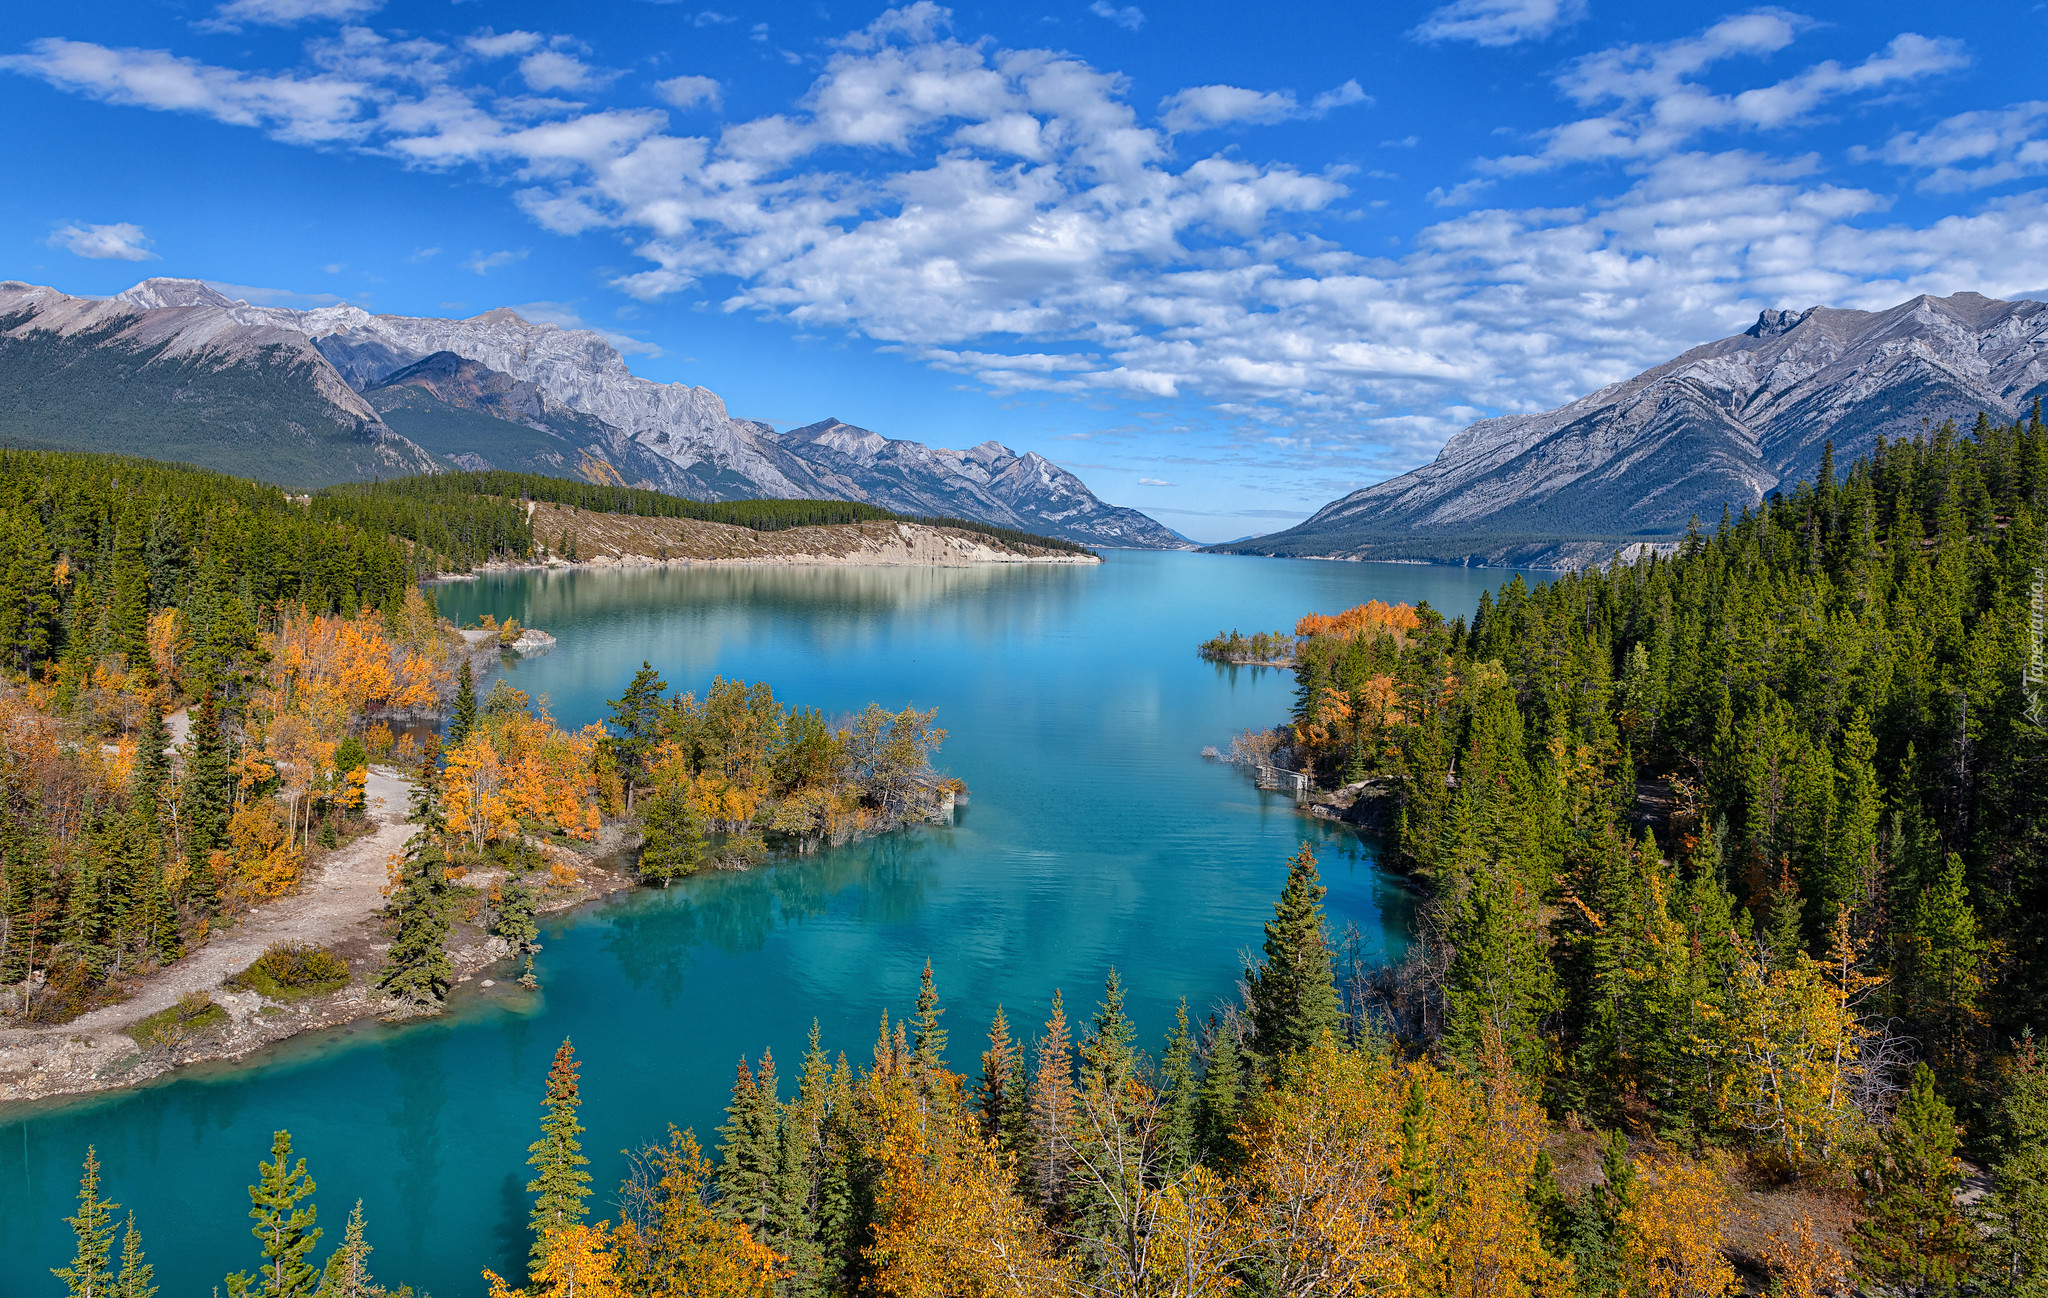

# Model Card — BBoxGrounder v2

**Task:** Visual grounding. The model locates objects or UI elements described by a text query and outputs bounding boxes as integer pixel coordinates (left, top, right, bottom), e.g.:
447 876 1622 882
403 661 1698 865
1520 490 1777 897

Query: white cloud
465 248 528 274
1089 2 1145 31
49 221 158 260
1874 101 2048 193
520 49 613 94
200 0 382 33
5 10 2034 490
653 74 720 111
465 29 544 59
1137 476 1175 485
1160 79 1369 133
1412 0 1585 47
1485 14 1968 172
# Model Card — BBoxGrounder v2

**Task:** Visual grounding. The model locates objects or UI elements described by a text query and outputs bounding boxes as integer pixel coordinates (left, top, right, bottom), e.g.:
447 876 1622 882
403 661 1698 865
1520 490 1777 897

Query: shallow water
1 551 1538 1297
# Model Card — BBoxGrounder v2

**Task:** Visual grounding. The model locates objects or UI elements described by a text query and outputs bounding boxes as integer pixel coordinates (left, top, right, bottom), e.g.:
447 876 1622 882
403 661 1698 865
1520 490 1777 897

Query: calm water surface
0 551 1539 1297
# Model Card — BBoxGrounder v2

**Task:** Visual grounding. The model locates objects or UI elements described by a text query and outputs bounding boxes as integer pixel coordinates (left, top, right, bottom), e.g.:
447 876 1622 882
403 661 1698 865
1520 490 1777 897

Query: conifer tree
716 1051 781 1234
606 663 668 809
449 662 478 748
132 703 172 828
1027 990 1075 1210
1245 844 1340 1070
1157 1000 1201 1176
975 1005 1023 1151
1902 852 1988 1085
225 1131 322 1298
113 1213 155 1298
635 777 704 885
491 844 541 987
1981 1031 2048 1294
54 1147 118 1298
182 693 232 914
314 1201 373 1298
1197 1018 1244 1165
527 1038 592 1274
377 741 451 1009
909 959 947 1083
1855 1063 1972 1296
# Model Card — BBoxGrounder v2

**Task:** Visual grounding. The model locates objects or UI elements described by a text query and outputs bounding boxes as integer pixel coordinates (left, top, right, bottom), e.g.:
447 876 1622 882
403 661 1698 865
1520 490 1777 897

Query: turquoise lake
0 551 1537 1297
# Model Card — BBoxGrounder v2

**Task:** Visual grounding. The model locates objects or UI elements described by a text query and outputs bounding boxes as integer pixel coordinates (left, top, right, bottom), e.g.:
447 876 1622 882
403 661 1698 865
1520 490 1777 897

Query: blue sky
4 1 2047 541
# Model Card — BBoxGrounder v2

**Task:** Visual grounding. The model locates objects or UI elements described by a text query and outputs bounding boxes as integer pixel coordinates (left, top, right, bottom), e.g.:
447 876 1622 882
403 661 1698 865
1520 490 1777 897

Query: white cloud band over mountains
6 3 2048 486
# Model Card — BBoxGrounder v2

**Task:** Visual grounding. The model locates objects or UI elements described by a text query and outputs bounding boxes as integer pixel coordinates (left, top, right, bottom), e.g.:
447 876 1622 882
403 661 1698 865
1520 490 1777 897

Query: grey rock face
100 278 1182 546
1227 291 2048 565
0 280 439 484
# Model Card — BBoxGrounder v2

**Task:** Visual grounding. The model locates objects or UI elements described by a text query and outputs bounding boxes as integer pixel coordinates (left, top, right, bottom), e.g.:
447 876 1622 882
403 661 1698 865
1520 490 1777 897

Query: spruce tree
491 843 541 987
526 1038 592 1274
225 1131 322 1298
377 743 451 1009
448 662 477 748
1157 1000 1201 1176
635 777 704 885
716 1052 781 1233
182 693 233 914
132 703 172 828
1027 991 1075 1210
314 1201 374 1298
113 1213 155 1298
1198 1018 1244 1165
54 1147 118 1298
909 959 947 1082
976 1005 1025 1153
1855 1063 1973 1296
1245 844 1341 1070
1981 1031 2048 1294
605 662 669 808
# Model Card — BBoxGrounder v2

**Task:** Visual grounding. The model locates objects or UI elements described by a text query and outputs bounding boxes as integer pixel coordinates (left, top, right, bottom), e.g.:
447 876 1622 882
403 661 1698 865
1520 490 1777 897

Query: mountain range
1221 291 2048 567
0 278 1186 549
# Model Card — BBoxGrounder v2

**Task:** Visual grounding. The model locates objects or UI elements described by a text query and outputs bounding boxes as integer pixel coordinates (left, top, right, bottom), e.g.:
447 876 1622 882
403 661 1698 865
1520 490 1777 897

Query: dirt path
0 766 418 1103
66 766 415 1033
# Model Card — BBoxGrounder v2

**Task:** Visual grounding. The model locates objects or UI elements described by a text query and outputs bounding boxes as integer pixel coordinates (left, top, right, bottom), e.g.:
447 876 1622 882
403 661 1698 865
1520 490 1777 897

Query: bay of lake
0 551 1541 1297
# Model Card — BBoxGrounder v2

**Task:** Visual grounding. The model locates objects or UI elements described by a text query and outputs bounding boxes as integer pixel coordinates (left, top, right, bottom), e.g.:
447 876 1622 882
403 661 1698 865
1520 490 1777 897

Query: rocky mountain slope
0 277 1178 547
0 280 438 486
1220 291 2048 567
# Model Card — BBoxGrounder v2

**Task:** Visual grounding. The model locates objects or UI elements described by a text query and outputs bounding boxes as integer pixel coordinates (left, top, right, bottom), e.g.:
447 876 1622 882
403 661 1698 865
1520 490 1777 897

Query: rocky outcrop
1220 292 2048 566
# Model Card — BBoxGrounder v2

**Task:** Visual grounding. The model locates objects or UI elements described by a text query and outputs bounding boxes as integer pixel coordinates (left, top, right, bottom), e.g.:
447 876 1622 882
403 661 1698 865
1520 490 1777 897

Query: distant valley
0 278 1187 549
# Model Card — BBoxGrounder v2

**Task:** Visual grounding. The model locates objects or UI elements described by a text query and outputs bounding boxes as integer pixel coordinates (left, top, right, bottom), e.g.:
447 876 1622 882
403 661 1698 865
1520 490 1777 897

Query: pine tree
1198 1017 1244 1165
113 1213 155 1298
54 1147 118 1298
1981 1031 2048 1295
1244 843 1341 1070
314 1201 373 1298
1903 852 1988 1085
909 958 947 1083
526 1038 593 1275
377 746 451 1009
975 1005 1026 1154
635 776 704 885
716 1051 781 1235
1855 1063 1973 1296
1027 991 1075 1210
1565 1131 1638 1297
449 662 478 748
1156 1000 1200 1177
132 702 172 828
225 1130 322 1298
605 662 668 809
182 693 233 914
491 844 541 987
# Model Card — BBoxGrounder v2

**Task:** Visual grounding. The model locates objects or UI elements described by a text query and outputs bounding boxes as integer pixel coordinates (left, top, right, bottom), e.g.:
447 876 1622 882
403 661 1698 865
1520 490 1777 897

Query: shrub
125 991 228 1046
226 942 351 999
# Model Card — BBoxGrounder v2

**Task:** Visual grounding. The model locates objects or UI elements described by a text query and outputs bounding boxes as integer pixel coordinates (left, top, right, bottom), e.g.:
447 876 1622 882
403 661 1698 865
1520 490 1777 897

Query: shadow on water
5 552 1544 1298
